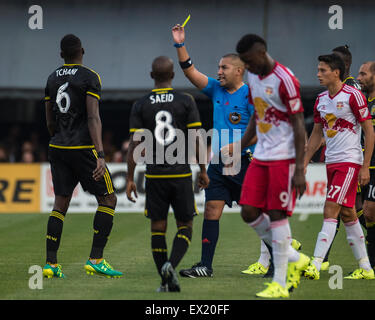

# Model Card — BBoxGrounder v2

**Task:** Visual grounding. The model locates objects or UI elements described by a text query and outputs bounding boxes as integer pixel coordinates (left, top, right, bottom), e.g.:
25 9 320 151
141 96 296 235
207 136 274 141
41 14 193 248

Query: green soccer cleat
286 252 310 291
43 264 65 279
84 259 123 278
291 239 302 251
256 281 289 299
321 261 330 271
344 268 375 280
304 262 320 280
242 262 269 275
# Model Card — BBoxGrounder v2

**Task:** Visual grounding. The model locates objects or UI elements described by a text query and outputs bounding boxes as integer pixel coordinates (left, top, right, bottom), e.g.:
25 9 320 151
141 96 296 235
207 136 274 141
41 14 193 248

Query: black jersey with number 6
129 88 202 177
44 64 101 148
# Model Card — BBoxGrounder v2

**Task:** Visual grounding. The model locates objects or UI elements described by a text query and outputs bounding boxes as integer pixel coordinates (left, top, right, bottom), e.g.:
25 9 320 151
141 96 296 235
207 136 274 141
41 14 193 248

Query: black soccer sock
151 231 168 276
323 217 341 262
89 205 114 259
169 226 192 269
357 209 367 230
46 209 66 264
201 219 219 270
366 222 375 268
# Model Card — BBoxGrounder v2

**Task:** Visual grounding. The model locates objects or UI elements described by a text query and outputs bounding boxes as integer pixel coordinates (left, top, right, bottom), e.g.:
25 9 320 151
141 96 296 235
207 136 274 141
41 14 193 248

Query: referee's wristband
179 57 193 69
174 42 185 48
97 151 105 159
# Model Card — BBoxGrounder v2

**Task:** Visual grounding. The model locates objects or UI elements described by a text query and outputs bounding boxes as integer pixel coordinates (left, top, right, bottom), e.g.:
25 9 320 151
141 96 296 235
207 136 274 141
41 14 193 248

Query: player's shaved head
60 34 83 61
364 61 375 74
151 56 174 82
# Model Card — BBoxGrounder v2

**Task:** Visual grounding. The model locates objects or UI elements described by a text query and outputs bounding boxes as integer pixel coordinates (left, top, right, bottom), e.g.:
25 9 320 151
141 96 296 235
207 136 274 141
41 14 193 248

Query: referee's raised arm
172 24 208 90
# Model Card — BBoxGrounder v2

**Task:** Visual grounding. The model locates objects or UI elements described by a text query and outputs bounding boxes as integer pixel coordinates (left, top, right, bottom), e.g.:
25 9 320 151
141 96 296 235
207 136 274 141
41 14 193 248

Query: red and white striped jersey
314 84 370 165
247 61 304 161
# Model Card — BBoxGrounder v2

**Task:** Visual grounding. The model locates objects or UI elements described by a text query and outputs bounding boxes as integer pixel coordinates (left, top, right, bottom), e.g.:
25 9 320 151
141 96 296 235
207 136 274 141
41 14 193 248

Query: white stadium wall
0 163 326 214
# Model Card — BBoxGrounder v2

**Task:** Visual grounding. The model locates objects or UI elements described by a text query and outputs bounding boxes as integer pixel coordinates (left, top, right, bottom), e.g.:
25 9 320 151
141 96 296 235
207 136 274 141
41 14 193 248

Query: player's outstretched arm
45 101 56 136
359 119 374 186
86 95 106 181
194 129 210 189
125 135 139 202
172 24 208 90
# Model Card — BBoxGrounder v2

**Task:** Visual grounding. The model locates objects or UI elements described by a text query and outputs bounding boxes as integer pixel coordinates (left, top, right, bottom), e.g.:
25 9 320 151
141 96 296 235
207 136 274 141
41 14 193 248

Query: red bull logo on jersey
336 101 344 110
321 113 356 138
253 97 289 133
265 87 273 95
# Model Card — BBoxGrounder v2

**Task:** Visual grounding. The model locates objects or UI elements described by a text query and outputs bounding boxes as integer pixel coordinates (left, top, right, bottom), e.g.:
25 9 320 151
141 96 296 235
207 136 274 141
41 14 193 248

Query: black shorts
363 169 375 202
145 175 197 222
48 147 115 196
205 155 250 207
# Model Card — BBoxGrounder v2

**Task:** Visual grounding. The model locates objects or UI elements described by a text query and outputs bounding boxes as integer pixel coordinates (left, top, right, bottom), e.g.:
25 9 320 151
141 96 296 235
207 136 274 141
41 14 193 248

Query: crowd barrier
0 163 327 214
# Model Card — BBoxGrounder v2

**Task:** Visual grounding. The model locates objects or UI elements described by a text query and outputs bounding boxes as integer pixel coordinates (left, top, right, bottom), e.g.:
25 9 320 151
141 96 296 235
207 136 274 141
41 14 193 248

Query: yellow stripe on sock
357 209 364 218
366 221 375 229
97 206 115 216
177 234 191 245
151 232 166 236
152 248 168 252
50 211 65 222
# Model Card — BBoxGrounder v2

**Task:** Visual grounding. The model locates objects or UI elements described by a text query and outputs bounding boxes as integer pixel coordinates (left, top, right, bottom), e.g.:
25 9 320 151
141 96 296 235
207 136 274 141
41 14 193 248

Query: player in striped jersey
42 34 122 279
304 54 374 280
357 61 375 269
322 45 366 270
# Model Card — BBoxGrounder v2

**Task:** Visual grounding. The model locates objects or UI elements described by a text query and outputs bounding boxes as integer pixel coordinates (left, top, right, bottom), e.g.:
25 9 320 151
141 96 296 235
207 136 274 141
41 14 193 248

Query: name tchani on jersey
150 93 174 104
55 68 78 77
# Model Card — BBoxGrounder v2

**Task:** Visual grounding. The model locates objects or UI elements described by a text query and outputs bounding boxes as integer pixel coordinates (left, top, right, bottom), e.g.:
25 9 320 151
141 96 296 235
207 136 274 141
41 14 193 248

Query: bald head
151 56 174 83
357 61 375 95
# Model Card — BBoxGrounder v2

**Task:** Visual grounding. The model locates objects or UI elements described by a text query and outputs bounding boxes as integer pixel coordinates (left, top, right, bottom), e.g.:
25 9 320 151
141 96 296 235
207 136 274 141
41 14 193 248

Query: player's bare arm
359 119 374 186
86 95 105 181
45 100 56 136
194 129 210 189
171 24 208 90
290 112 307 199
304 123 324 169
125 135 140 202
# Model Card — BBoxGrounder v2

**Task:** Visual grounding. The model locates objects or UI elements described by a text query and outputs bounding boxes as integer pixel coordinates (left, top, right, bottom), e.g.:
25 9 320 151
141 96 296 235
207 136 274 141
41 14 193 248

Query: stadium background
1 0 375 163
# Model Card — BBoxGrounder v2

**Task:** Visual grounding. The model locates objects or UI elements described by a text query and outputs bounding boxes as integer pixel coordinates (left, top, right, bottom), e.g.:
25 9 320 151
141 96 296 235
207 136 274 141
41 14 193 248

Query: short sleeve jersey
247 61 304 161
201 77 255 156
129 88 201 176
44 64 102 148
313 84 370 165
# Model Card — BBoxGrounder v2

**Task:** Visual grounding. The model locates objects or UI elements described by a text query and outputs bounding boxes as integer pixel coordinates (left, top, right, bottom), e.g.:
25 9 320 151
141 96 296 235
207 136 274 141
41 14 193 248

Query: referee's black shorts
144 175 197 222
48 147 115 197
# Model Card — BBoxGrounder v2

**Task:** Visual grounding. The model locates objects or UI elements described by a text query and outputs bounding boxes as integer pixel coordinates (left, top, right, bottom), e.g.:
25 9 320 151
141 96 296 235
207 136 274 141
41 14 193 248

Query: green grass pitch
0 212 374 300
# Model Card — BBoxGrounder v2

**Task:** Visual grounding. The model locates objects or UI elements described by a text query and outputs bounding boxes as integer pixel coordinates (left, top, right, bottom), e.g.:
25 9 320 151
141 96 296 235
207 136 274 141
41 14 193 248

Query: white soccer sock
344 219 372 271
312 218 338 271
258 240 271 268
248 213 272 246
270 219 291 288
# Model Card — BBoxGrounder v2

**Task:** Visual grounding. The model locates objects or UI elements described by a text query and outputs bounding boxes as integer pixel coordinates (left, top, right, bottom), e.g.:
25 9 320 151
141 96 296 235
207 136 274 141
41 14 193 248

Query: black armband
97 151 105 159
179 58 193 69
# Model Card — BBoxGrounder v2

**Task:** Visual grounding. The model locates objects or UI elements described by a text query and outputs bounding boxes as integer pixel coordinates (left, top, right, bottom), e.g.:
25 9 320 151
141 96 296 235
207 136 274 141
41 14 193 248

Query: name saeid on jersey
55 67 78 77
150 93 174 104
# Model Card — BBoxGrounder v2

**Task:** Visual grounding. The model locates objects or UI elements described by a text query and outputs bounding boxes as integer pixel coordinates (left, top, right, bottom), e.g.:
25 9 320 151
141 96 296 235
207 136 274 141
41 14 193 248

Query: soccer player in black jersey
321 45 366 270
357 61 375 269
126 56 210 292
43 34 122 279
333 45 362 90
